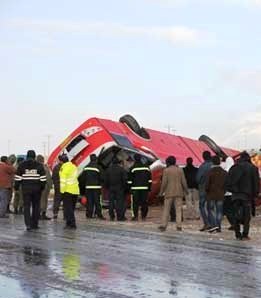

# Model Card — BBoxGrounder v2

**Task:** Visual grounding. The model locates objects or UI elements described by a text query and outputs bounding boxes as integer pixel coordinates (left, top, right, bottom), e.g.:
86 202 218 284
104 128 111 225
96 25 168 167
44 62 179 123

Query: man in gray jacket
158 156 188 232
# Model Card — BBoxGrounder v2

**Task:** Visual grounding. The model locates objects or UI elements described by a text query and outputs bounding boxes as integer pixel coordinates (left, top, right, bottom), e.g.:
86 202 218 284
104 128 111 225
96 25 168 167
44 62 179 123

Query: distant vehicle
48 115 242 205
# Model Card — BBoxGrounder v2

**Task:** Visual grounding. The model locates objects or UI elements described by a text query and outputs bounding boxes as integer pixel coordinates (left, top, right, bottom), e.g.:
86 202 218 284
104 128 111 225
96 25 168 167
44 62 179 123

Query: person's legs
185 189 193 219
199 192 209 227
6 188 13 213
216 200 224 230
131 191 139 219
160 197 174 229
53 191 62 218
13 190 19 213
192 189 200 219
242 200 251 238
224 196 235 228
174 197 183 229
40 186 51 218
86 190 95 218
233 200 243 239
140 191 149 219
31 192 41 228
116 190 125 221
0 189 9 217
207 200 216 228
108 191 116 220
93 191 103 218
23 192 32 229
63 193 76 227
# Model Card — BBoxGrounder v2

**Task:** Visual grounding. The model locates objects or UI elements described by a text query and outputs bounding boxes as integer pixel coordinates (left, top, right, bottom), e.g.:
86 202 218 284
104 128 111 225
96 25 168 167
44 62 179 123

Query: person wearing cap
52 155 65 219
0 156 16 218
79 154 105 220
59 154 79 229
227 152 260 240
14 150 47 231
104 157 128 221
128 154 152 221
158 156 188 232
36 155 53 220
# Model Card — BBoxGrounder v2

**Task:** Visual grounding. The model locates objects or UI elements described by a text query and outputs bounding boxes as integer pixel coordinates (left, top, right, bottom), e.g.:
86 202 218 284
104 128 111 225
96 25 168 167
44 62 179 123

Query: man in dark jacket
196 151 212 231
205 155 227 233
105 158 128 221
80 154 105 219
183 157 199 220
227 152 259 240
14 150 46 231
128 154 152 221
52 155 64 219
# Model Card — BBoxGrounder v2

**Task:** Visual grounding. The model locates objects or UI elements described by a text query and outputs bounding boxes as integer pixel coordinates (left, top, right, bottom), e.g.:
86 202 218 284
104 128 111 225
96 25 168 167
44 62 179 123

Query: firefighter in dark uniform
105 157 128 221
80 154 105 219
14 150 46 231
128 154 152 221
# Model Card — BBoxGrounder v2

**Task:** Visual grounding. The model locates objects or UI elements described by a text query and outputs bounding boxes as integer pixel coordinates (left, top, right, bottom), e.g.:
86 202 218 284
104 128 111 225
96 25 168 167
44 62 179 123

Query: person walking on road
13 156 25 215
14 150 46 231
205 155 227 233
183 157 199 220
6 154 17 214
36 155 52 220
52 155 64 219
105 158 128 221
59 154 79 229
221 156 235 230
227 152 259 240
196 151 212 232
80 154 105 220
128 154 152 221
0 156 15 218
158 156 188 232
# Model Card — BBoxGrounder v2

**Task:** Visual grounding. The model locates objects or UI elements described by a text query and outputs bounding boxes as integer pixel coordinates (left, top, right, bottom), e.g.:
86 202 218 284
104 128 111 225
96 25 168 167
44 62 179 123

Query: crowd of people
0 149 259 240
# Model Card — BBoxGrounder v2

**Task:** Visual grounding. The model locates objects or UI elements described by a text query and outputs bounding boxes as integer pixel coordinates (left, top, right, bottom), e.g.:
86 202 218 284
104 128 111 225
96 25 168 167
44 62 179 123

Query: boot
18 207 23 215
14 208 18 215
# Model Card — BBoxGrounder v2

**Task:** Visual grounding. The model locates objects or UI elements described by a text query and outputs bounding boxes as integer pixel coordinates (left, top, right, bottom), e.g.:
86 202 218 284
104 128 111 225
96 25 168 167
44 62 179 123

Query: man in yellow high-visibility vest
59 154 79 229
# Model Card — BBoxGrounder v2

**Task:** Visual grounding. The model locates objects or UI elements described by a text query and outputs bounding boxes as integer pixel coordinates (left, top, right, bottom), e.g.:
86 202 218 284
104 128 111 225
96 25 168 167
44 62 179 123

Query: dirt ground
65 203 261 245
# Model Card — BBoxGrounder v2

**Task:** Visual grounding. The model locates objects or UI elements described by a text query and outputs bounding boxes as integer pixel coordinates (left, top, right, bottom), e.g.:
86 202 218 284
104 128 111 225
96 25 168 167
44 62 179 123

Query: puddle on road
0 274 88 298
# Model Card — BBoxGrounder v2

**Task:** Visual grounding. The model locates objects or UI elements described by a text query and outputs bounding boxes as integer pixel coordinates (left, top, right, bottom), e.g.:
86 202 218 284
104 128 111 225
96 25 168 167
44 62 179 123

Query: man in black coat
227 152 259 240
183 157 199 220
14 150 46 231
105 158 128 221
80 154 105 219
128 154 152 221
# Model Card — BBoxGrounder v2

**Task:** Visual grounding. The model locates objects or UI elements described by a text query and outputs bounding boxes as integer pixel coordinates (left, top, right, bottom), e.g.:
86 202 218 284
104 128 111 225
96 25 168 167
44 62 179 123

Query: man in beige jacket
158 156 188 232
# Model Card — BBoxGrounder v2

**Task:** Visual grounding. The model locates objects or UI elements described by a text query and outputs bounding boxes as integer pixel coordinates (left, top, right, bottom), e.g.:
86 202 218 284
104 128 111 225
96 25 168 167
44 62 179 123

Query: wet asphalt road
0 215 261 298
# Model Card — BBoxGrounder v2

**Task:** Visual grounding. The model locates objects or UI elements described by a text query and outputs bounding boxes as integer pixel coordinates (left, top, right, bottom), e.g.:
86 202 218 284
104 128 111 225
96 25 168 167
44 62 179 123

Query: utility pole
43 142 46 158
44 134 51 157
47 135 51 157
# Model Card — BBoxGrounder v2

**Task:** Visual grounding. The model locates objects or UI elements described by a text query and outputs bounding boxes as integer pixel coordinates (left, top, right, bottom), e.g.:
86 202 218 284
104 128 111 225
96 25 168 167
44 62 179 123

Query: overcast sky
0 0 261 156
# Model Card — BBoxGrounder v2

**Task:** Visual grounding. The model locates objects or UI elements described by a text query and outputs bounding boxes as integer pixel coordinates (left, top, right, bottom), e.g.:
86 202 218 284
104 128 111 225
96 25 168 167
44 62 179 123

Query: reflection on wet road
0 217 261 297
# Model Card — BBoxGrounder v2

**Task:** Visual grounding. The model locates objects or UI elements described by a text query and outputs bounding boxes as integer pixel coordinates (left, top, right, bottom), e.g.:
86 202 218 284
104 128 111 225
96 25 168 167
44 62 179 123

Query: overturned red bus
48 115 241 204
